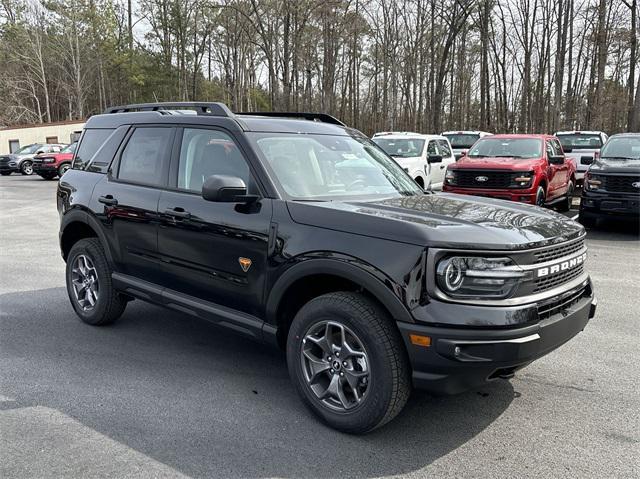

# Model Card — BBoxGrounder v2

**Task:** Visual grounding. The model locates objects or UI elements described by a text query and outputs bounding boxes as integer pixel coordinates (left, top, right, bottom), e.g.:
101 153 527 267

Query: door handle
440 164 446 169
164 207 191 219
98 195 118 206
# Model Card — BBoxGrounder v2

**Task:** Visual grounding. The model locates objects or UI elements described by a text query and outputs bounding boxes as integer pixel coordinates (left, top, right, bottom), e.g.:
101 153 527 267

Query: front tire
66 238 127 326
20 161 33 175
287 292 411 434
579 211 597 229
58 163 70 177
0 171 11 176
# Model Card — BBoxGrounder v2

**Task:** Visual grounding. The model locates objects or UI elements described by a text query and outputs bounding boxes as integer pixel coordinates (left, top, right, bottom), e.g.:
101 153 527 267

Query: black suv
579 133 640 226
58 102 596 433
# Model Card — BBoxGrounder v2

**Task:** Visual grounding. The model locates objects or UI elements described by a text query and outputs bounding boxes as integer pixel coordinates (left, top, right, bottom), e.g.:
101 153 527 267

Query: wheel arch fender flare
265 257 415 326
60 209 115 265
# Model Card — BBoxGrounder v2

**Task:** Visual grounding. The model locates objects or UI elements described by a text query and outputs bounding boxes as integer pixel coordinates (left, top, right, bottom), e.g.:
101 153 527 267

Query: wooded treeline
1 0 639 135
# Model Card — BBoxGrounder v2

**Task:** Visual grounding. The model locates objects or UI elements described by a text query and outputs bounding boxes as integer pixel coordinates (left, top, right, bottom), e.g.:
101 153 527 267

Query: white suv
441 131 493 160
372 132 455 190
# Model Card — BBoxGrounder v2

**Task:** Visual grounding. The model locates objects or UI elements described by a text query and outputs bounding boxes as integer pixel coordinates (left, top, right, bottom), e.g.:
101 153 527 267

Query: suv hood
287 193 583 250
589 157 640 175
452 156 542 171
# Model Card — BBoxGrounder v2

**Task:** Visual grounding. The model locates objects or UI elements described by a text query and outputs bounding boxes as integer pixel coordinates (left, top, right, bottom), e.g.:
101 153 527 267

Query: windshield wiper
600 156 639 160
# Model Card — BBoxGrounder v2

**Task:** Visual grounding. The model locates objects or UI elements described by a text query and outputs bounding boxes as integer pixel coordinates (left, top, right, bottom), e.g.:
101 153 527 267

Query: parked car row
372 129 639 227
0 142 77 179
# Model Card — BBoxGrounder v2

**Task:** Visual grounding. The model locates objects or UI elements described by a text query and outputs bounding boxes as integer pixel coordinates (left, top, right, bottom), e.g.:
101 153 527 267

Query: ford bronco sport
58 102 596 434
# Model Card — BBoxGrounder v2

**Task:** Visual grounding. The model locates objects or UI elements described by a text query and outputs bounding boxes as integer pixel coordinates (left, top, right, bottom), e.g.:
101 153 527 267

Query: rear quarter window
72 129 114 172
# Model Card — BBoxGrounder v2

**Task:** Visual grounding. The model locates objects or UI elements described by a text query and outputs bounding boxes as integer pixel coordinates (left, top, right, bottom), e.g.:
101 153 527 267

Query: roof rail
236 111 345 126
104 102 234 117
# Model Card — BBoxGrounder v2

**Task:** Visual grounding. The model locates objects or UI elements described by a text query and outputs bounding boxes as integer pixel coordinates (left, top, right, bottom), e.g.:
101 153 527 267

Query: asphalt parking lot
1 175 638 479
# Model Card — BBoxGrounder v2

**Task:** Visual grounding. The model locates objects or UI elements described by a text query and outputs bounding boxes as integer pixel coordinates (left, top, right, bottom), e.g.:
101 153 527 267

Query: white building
0 120 85 155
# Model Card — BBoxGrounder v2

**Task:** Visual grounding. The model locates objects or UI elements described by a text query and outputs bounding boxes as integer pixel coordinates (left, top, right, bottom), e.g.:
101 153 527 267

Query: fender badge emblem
239 257 252 273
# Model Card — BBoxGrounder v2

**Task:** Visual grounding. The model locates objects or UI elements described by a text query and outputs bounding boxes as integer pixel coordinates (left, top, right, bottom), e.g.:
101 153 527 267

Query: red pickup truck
32 143 77 180
443 134 576 211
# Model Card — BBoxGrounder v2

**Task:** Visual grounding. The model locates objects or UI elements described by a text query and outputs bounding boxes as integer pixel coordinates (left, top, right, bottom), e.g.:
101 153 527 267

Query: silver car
0 143 67 176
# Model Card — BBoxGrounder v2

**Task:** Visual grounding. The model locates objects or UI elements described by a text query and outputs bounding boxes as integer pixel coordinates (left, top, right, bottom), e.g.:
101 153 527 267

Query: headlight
585 172 602 190
510 171 533 188
445 169 457 185
436 256 530 299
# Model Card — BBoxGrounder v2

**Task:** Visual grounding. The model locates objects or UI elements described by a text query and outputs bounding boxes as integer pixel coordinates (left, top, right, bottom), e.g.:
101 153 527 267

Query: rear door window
437 139 452 157
116 127 174 187
427 140 440 156
73 129 114 171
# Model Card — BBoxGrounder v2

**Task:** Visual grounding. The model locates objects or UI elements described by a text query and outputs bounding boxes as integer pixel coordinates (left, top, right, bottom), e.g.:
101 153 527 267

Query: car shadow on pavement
1 287 515 478
584 220 640 241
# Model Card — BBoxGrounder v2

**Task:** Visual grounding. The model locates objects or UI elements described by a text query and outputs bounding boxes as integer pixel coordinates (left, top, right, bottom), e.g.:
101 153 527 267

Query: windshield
248 133 423 200
15 144 42 154
468 138 542 159
61 143 77 154
557 133 603 150
600 136 640 159
443 133 480 149
372 138 425 158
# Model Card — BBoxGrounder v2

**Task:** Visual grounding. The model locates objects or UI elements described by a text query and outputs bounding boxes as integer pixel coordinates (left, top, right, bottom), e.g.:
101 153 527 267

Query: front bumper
0 163 19 173
398 279 596 395
580 190 640 219
33 163 57 174
442 185 536 204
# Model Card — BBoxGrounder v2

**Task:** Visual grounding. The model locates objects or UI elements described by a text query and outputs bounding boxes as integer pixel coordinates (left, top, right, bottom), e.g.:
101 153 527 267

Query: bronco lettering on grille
536 252 587 278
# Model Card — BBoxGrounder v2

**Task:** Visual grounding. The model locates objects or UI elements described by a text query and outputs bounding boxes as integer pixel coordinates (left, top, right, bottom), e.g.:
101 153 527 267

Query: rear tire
66 238 127 326
20 161 33 176
535 186 546 207
558 181 574 212
287 292 411 434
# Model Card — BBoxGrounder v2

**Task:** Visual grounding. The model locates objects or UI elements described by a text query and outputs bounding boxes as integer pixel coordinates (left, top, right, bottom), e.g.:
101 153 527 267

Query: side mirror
202 175 250 202
36 150 44 155
581 157 594 165
428 154 443 164
549 155 565 165
563 146 573 153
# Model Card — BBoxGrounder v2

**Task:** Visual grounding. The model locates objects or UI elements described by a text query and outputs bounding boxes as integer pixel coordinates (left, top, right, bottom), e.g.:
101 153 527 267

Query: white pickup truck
441 130 493 160
372 131 455 190
554 130 608 184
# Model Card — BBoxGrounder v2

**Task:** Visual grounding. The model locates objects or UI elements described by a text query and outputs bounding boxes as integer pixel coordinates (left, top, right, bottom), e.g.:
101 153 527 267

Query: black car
579 133 640 227
57 102 596 433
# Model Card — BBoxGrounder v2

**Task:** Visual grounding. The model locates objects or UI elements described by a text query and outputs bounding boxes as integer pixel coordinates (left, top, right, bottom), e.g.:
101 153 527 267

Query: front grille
533 237 585 264
603 175 640 194
455 170 512 188
537 283 590 320
534 264 584 293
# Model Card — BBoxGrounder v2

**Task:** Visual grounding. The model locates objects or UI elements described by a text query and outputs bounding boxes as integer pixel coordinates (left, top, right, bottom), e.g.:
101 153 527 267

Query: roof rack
104 102 234 117
236 111 345 126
